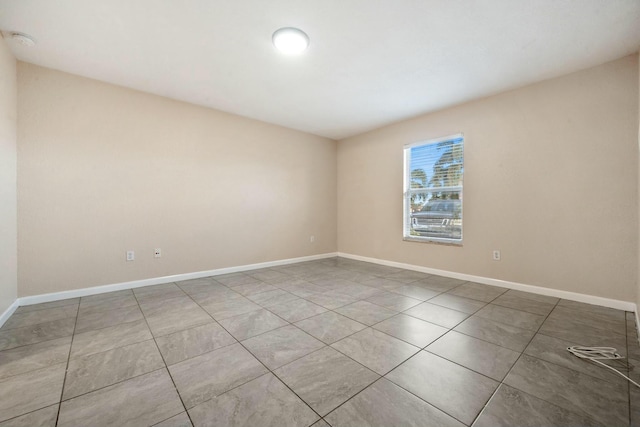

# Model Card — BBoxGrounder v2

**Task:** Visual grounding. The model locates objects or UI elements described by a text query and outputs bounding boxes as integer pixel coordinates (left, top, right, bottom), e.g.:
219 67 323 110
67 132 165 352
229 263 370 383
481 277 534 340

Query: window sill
403 236 463 247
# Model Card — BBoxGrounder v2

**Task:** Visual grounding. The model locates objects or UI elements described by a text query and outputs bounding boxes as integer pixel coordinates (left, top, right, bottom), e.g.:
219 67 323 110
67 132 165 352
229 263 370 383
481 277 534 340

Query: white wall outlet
492 250 501 261
154 248 162 258
310 235 315 243
126 250 135 261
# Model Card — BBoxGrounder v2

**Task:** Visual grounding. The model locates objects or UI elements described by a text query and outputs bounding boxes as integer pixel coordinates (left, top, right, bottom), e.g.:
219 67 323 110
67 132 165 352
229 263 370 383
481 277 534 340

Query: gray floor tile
404 302 469 328
504 354 628 426
384 270 431 283
70 320 152 359
137 295 194 314
386 351 498 425
201 296 262 320
552 305 626 334
474 384 601 427
309 278 358 291
133 284 186 303
75 304 144 334
392 284 440 301
15 298 79 314
218 309 289 341
525 333 628 385
631 356 640 378
78 294 138 315
372 313 448 347
232 282 279 297
143 298 213 337
295 312 367 344
0 259 631 427
454 316 535 352
334 283 382 300
428 293 487 314
267 299 327 322
503 289 559 305
188 373 318 427
311 419 331 427
359 277 404 291
0 362 66 422
182 286 235 302
365 291 422 311
0 404 58 427
284 282 326 298
215 273 262 287
247 268 292 282
631 385 640 427
334 301 397 326
492 293 556 316
188 288 242 306
58 369 183 427
242 325 325 370
155 322 236 365
0 317 75 351
80 289 132 304
447 282 506 302
274 347 379 416
247 289 299 307
0 336 71 380
153 412 193 427
332 328 419 375
267 276 308 289
1 305 78 331
325 378 464 427
426 331 519 381
474 304 545 331
175 277 222 294
80 289 135 304
538 308 627 354
557 299 624 319
305 292 358 310
63 340 164 399
168 343 268 408
413 276 466 292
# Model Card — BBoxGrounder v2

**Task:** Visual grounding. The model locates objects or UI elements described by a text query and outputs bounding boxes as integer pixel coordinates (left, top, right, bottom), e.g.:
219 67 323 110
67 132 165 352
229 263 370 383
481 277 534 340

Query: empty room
1 1 639 426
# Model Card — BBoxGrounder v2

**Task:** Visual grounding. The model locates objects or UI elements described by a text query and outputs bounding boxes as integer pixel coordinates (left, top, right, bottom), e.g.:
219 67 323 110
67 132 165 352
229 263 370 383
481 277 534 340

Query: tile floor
0 257 638 426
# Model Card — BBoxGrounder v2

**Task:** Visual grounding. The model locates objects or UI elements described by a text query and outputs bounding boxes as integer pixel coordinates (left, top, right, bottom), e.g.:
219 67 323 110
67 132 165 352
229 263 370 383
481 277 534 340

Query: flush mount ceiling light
9 32 36 47
272 27 309 55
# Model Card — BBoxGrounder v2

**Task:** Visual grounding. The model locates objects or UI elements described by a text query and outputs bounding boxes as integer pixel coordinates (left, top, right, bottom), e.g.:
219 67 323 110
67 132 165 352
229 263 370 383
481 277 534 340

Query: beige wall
338 55 639 302
17 63 337 297
0 37 17 313
637 52 640 312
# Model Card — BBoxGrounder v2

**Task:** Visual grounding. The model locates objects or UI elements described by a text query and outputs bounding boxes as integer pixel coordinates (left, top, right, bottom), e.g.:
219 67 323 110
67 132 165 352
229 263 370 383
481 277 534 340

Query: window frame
403 133 464 245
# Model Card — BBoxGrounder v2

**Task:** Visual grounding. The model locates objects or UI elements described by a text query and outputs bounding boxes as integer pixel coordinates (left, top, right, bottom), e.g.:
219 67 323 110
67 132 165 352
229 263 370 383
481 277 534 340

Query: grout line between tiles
466 295 603 426
184 295 326 423
132 289 197 427
55 301 80 427
3 258 632 426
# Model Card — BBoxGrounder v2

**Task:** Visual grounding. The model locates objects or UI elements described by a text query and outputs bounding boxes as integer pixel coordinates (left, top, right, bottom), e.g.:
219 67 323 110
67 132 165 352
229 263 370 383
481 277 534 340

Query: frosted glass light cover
272 27 309 54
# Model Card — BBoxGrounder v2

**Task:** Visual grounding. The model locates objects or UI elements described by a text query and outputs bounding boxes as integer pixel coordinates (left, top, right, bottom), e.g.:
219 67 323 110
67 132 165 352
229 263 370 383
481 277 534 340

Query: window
403 134 464 244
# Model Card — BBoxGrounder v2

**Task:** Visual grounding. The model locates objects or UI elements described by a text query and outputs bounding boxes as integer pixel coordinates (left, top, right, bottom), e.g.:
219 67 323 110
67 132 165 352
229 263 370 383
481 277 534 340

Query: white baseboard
16 252 338 308
4 250 637 328
0 300 19 326
339 252 637 312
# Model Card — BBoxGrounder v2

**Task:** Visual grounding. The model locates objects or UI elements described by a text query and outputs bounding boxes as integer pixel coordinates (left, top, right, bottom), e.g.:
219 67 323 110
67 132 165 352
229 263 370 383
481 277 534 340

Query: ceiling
1 1 639 140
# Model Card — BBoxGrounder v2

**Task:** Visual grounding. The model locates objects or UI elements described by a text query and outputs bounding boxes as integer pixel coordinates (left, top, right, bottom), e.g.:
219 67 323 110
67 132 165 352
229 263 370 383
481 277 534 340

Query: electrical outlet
126 250 135 261
154 248 162 258
492 250 501 261
310 235 315 243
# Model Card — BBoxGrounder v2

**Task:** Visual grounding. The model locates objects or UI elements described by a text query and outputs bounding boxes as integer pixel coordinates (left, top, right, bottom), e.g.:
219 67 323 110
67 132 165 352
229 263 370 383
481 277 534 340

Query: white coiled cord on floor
567 346 640 388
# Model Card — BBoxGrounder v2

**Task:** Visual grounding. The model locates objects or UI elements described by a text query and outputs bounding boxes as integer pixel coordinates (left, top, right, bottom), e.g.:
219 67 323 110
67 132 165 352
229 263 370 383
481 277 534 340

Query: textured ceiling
1 0 639 139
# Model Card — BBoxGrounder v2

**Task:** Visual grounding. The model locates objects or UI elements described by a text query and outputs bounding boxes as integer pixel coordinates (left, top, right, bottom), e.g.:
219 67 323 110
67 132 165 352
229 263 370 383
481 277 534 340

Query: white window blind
403 134 464 243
